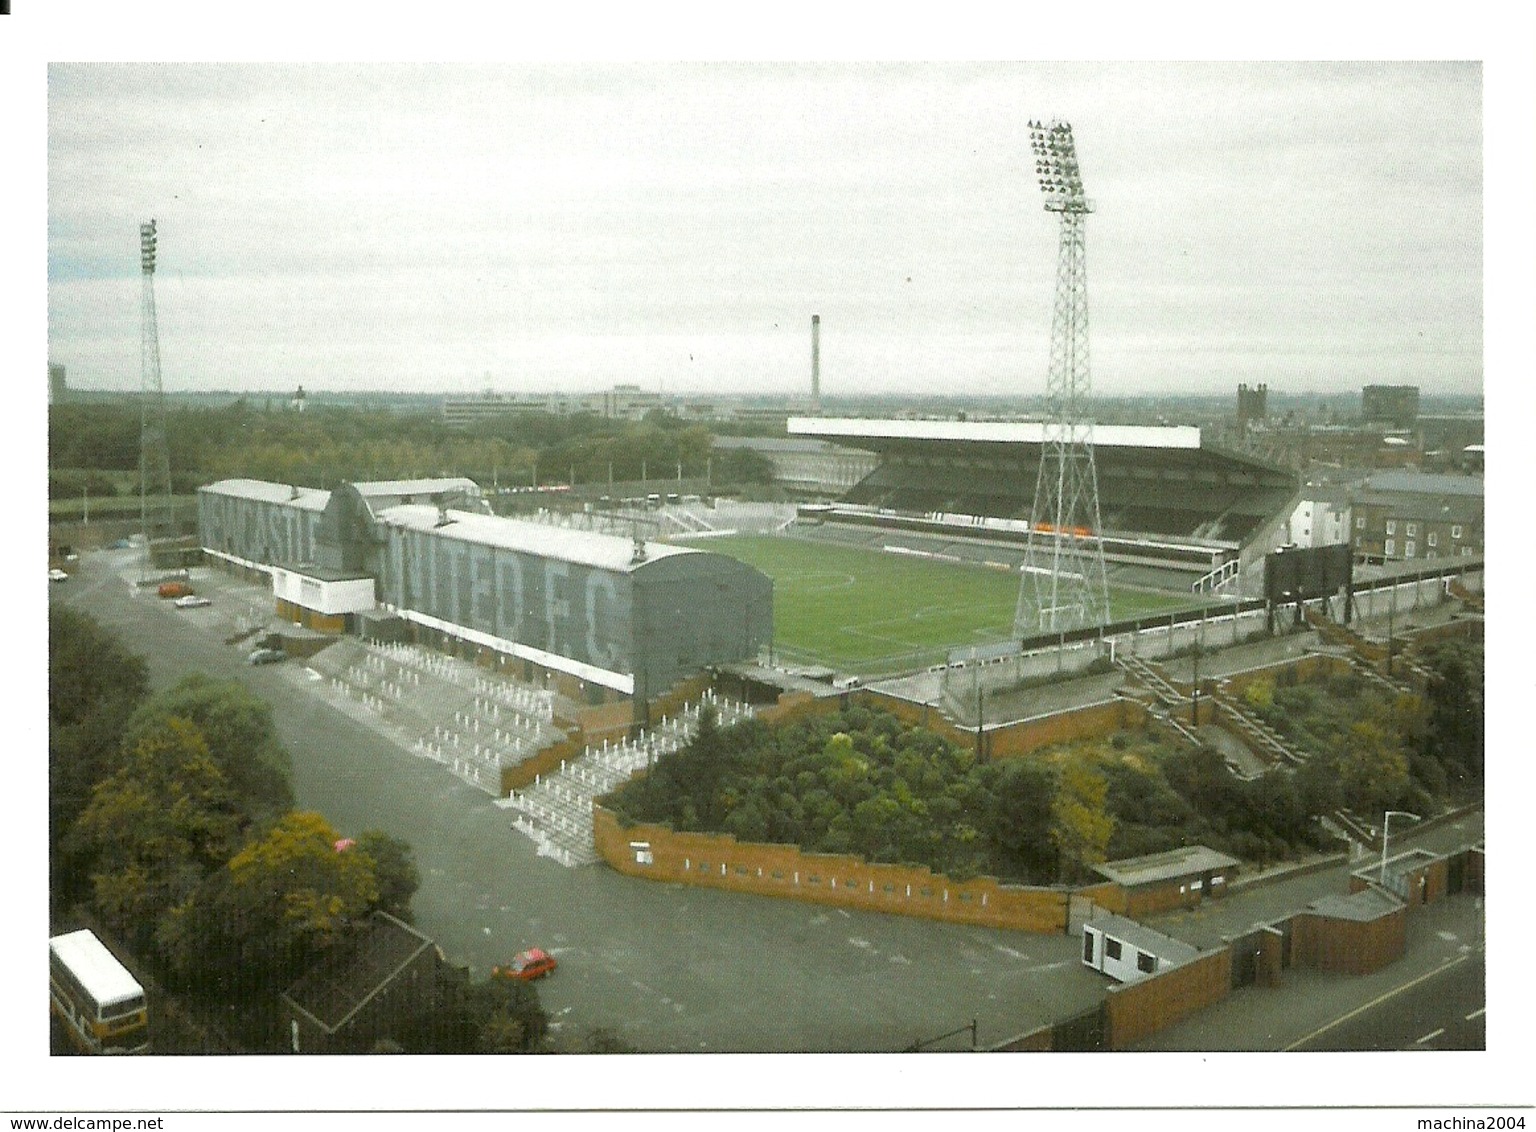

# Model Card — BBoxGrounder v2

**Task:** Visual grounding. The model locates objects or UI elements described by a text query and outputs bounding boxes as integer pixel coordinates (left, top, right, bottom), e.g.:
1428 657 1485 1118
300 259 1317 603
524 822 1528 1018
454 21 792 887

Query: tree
49 607 151 895
1421 640 1484 792
983 761 1057 882
69 718 245 952
218 811 380 986
354 829 421 923
123 674 294 822
1335 719 1412 815
1051 763 1115 883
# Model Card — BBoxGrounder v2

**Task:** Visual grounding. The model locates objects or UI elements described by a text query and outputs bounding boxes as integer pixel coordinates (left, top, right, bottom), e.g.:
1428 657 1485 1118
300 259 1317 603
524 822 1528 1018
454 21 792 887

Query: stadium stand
788 418 1299 594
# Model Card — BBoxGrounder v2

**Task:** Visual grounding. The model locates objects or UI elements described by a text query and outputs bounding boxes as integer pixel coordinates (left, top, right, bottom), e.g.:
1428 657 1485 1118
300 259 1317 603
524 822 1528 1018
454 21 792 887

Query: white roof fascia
788 417 1201 450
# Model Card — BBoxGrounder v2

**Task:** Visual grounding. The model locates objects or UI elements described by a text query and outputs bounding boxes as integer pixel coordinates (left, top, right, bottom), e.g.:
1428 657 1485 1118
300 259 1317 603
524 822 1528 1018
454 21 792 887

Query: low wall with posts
1219 652 1354 698
859 689 1151 762
593 806 1073 934
1102 946 1232 1050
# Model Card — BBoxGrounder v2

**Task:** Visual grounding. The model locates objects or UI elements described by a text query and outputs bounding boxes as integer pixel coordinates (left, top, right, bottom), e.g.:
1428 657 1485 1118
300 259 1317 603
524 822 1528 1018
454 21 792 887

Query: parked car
247 647 286 666
174 594 212 608
491 948 557 982
48 568 68 583
158 581 193 599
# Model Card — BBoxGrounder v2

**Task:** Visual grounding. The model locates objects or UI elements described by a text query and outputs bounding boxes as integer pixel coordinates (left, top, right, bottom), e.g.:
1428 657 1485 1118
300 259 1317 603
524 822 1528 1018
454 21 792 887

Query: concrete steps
503 692 756 867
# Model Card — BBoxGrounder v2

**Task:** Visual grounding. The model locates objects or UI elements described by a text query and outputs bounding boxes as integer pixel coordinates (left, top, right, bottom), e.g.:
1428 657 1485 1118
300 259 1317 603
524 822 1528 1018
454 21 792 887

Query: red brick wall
1291 907 1406 975
594 806 1071 934
859 690 1150 763
1103 946 1232 1050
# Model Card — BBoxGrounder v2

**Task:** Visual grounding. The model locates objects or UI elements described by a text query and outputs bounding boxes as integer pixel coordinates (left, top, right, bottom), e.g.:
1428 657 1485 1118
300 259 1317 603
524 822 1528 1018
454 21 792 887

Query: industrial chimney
811 314 821 414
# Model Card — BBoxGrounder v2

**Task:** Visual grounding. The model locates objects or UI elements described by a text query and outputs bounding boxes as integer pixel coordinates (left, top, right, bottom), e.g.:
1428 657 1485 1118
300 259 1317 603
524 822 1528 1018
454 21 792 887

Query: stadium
786 416 1299 597
196 405 1309 699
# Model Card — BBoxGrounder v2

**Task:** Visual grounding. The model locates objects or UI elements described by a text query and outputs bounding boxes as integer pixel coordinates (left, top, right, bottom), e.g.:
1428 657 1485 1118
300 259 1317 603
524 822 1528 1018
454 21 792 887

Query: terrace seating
502 691 756 866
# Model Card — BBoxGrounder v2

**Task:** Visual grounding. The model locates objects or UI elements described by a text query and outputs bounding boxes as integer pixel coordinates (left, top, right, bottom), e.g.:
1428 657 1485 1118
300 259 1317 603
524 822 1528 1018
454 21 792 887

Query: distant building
1236 382 1268 427
1361 385 1420 429
598 384 664 421
1349 470 1483 564
48 364 67 404
442 385 668 429
442 393 573 429
1286 491 1351 549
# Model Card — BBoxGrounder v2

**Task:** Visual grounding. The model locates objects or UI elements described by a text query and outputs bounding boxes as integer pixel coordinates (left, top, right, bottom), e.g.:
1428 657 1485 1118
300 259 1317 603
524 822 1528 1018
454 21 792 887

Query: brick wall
1103 946 1232 1050
859 690 1150 762
1221 653 1353 698
594 806 1072 934
1291 907 1406 975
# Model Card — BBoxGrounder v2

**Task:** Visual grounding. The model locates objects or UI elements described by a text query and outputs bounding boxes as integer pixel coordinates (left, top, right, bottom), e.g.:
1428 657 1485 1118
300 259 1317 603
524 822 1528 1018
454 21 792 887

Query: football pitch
703 533 1196 674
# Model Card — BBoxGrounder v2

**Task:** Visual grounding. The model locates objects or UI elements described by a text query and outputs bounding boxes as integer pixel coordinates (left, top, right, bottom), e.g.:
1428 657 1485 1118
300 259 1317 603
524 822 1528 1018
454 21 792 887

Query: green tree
1421 640 1483 793
354 830 421 923
983 760 1057 882
215 811 380 986
49 608 151 911
1050 763 1115 883
123 674 294 822
1336 719 1412 815
69 718 245 952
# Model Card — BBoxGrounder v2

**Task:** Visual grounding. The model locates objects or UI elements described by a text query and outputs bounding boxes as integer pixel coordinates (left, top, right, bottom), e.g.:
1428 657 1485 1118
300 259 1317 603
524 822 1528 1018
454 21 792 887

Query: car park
247 647 286 665
174 594 212 608
491 948 557 982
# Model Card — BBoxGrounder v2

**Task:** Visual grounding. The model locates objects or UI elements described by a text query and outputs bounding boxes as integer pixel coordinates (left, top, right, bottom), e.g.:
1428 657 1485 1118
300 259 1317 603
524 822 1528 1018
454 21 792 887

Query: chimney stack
811 314 821 413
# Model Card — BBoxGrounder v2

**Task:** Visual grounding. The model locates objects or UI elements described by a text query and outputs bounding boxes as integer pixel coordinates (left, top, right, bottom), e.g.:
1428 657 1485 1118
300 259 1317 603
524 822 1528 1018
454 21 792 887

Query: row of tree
607 704 1112 884
49 607 561 1052
1244 638 1484 817
606 640 1484 885
47 401 775 496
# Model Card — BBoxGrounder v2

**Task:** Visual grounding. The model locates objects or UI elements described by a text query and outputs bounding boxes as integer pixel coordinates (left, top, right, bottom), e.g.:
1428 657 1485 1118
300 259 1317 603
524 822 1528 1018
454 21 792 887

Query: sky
46 61 1486 400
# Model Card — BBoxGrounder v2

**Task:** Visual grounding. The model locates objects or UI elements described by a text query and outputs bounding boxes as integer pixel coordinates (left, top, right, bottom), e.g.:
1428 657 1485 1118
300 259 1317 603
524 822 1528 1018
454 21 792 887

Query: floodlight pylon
1014 121 1112 636
139 219 175 556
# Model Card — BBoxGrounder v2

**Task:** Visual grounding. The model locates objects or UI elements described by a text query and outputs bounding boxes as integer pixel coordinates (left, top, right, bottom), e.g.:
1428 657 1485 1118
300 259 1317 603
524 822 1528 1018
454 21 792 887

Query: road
1286 951 1485 1051
52 549 1107 1053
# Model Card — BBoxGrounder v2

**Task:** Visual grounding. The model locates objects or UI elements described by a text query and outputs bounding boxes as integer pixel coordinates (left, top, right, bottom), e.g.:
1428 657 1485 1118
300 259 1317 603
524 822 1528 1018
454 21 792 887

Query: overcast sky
46 61 1483 401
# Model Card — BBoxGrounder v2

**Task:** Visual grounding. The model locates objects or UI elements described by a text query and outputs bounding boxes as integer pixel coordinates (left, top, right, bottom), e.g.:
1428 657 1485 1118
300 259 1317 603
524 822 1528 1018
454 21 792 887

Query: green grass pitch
699 533 1196 673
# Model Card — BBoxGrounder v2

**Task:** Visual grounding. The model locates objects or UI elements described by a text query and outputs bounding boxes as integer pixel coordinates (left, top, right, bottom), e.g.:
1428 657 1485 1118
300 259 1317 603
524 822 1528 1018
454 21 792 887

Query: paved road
54 550 1106 1053
1286 950 1484 1051
1133 891 1486 1051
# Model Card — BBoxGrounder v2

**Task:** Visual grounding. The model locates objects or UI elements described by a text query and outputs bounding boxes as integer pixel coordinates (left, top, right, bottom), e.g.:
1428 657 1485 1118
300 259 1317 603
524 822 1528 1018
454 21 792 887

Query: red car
493 948 557 982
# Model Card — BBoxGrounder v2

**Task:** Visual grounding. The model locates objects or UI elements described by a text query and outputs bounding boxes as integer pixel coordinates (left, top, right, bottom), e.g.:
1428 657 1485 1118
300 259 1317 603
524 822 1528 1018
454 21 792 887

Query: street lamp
1379 809 1421 886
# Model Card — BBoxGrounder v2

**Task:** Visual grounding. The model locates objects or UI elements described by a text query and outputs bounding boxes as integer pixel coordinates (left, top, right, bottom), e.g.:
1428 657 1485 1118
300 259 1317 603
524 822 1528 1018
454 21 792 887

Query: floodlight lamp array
1028 119 1088 212
140 219 157 274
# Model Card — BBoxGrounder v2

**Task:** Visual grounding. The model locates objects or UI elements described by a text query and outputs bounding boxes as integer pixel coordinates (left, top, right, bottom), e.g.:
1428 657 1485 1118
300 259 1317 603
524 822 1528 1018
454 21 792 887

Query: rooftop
1085 913 1201 966
375 504 703 574
789 416 1202 451
1307 887 1404 923
353 478 482 500
281 912 436 1034
200 479 331 512
1358 472 1484 498
1092 845 1240 889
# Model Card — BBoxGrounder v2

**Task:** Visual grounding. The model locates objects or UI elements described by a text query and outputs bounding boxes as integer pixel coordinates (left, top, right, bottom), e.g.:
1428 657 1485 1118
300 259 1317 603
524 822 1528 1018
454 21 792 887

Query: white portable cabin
1080 913 1199 985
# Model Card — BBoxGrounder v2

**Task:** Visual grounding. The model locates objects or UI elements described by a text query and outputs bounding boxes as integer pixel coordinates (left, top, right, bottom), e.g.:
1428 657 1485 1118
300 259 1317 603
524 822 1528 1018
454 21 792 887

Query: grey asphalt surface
1133 891 1486 1052
1287 950 1485 1051
54 549 1107 1053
